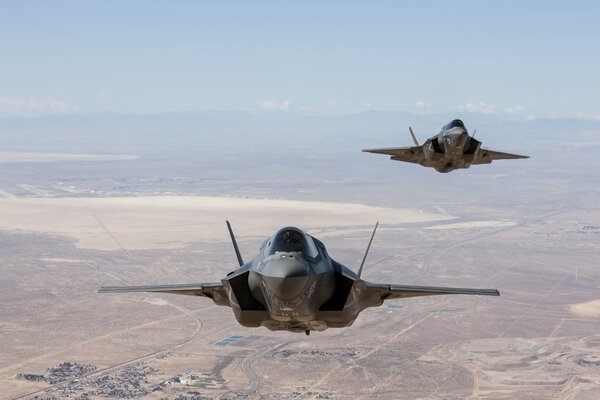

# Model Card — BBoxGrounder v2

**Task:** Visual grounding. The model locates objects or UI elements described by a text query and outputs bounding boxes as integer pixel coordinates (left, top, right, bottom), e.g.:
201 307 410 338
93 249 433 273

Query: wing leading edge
99 282 224 297
474 149 529 164
362 146 423 164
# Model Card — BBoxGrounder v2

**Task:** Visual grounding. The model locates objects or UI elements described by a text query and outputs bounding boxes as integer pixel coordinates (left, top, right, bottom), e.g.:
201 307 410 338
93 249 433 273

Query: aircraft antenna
357 221 379 278
409 127 419 146
226 220 244 267
472 128 477 138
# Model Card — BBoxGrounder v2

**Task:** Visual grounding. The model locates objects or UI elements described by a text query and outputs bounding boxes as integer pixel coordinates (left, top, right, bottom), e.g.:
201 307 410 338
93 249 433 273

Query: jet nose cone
447 131 468 143
264 275 309 300
261 253 309 278
260 253 311 300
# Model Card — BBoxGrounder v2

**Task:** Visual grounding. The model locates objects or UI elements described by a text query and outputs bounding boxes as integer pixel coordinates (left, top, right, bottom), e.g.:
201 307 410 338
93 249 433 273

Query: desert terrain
1 113 599 399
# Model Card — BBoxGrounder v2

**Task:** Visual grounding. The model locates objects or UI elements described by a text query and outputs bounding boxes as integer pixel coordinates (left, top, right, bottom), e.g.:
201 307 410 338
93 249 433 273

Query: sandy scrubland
1 136 599 399
570 299 600 318
420 335 600 399
0 196 453 250
2 193 599 399
425 219 517 230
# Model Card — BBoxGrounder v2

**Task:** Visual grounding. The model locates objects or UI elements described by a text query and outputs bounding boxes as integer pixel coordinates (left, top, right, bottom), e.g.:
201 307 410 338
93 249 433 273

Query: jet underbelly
255 271 335 320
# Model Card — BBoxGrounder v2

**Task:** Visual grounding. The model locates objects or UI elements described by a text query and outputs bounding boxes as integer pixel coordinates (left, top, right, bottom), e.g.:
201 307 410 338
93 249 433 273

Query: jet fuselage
422 120 481 172
223 227 373 333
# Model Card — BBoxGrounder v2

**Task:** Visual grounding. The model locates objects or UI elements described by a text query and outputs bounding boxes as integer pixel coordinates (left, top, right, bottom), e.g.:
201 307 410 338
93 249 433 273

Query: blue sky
1 1 599 118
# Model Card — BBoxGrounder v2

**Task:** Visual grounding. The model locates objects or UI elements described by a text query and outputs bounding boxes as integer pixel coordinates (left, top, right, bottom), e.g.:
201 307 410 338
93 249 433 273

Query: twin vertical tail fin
226 220 244 267
228 219 379 275
357 221 379 278
409 127 419 146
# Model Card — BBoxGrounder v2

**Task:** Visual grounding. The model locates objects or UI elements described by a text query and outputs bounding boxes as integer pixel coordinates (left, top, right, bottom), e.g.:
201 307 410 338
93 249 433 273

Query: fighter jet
362 119 528 173
100 222 499 335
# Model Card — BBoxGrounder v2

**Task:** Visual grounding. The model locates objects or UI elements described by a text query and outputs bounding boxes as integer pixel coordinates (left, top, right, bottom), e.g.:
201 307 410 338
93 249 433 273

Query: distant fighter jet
100 222 499 335
362 119 528 173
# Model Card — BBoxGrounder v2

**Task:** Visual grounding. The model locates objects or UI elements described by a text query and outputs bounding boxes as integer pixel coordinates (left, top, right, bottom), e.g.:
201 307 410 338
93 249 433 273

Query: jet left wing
362 146 423 164
474 149 529 164
99 282 224 297
365 282 499 299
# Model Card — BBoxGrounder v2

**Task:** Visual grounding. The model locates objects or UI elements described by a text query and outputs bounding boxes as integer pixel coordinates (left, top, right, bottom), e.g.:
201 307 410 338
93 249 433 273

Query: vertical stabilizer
226 220 244 267
357 221 379 278
409 127 419 146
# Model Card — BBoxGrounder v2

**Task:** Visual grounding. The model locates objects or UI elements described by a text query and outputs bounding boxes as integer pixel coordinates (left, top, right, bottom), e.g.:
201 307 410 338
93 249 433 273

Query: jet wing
474 148 529 164
362 146 423 164
365 282 499 299
99 282 224 297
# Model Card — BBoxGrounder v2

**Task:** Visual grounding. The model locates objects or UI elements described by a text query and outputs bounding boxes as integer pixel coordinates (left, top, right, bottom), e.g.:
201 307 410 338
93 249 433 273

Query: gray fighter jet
363 119 528 173
100 222 499 335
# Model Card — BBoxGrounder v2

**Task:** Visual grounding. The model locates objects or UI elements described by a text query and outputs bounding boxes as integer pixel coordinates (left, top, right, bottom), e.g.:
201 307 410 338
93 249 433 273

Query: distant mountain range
1 110 598 156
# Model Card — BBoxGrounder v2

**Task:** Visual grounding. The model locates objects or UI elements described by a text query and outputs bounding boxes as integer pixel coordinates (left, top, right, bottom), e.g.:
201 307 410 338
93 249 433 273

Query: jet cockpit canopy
266 227 319 258
444 119 466 132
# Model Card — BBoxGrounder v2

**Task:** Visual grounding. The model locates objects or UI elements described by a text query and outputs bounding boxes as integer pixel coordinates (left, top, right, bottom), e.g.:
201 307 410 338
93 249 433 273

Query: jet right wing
362 146 424 164
365 282 499 300
474 149 529 164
